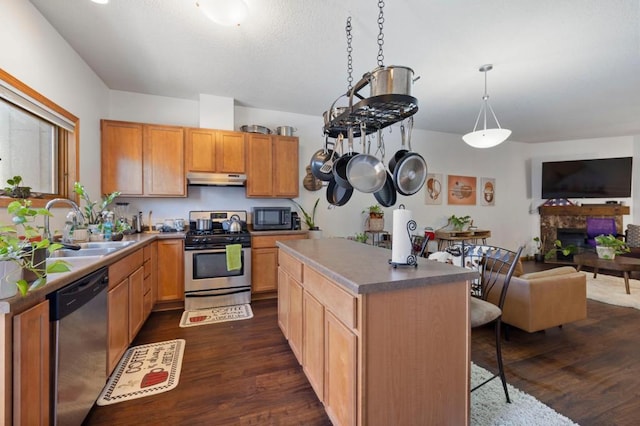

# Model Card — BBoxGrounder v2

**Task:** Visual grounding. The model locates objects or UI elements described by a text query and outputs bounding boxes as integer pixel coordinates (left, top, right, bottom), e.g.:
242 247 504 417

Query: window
0 69 79 207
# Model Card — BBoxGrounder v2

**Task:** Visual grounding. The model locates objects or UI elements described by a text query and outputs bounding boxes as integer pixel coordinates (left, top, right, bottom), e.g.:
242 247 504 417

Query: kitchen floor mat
179 304 253 327
96 339 185 406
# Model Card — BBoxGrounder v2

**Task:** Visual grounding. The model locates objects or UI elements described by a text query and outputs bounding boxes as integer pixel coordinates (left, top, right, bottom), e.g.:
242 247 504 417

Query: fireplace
555 228 588 260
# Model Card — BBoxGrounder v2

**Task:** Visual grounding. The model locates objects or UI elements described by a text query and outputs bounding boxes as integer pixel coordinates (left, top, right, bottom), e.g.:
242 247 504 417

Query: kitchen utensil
346 123 386 193
164 218 175 229
373 170 397 207
196 218 212 231
240 124 272 134
326 176 353 206
368 65 419 97
229 214 243 233
389 121 409 173
275 126 297 136
332 128 358 189
310 136 338 181
174 218 185 231
389 117 427 196
303 165 323 191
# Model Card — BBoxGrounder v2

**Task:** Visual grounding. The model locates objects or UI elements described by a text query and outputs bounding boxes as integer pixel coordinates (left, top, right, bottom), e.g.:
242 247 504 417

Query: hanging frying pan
374 170 397 207
326 176 353 206
310 135 338 181
346 123 386 193
388 121 409 173
372 130 397 207
391 117 428 196
332 127 358 189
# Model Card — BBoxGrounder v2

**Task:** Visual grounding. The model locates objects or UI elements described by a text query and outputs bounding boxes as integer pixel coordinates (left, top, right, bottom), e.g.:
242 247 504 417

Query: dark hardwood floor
85 262 640 425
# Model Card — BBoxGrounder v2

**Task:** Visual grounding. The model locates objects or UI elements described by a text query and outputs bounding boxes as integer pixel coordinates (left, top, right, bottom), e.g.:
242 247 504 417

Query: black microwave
253 207 292 230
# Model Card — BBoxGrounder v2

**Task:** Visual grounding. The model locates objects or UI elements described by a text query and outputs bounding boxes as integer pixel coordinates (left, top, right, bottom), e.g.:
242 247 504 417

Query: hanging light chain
346 17 353 92
377 0 385 66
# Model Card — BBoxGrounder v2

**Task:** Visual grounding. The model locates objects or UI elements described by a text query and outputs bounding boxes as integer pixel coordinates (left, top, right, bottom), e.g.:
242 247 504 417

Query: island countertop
277 238 477 295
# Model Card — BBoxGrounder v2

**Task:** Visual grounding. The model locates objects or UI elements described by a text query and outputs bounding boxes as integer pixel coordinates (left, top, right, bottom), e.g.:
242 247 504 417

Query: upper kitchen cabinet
246 134 299 198
101 120 186 197
185 128 245 173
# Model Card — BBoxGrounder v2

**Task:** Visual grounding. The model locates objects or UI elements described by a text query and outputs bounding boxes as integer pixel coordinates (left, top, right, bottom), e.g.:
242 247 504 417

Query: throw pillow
626 224 640 248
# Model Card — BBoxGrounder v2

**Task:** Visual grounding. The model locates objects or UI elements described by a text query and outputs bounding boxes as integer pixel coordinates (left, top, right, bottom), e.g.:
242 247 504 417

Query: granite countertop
0 232 185 315
277 238 478 295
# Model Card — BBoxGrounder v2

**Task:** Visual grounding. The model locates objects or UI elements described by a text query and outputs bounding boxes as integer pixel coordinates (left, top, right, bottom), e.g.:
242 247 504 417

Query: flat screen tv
541 157 633 199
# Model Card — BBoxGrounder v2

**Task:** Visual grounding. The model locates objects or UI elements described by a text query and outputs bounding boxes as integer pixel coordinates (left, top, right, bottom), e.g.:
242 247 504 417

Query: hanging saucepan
368 65 420 97
391 117 428 196
346 123 387 193
332 128 358 189
326 176 353 206
310 135 338 181
372 130 397 207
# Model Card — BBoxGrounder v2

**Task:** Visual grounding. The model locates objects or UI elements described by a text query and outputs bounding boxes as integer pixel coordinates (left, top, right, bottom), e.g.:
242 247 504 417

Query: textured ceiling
29 0 640 143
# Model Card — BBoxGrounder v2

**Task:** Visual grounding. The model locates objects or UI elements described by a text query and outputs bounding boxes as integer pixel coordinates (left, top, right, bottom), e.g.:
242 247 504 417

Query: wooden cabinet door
303 291 325 401
128 266 145 340
277 268 290 338
217 131 245 173
186 128 217 172
101 120 144 195
325 311 357 426
13 300 49 426
289 278 303 364
143 124 185 196
252 247 278 293
107 278 129 375
273 136 299 198
246 134 274 197
156 239 185 302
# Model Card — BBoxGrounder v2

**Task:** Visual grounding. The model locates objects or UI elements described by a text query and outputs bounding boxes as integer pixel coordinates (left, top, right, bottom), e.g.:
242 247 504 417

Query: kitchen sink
77 241 137 249
49 247 120 258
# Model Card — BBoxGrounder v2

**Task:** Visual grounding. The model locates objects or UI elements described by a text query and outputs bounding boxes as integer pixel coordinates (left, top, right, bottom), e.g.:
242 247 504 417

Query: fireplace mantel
539 204 629 254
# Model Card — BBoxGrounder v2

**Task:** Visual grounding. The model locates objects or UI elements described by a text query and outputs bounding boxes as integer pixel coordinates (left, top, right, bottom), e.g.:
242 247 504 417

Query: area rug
179 303 253 328
471 363 578 425
96 339 185 406
583 272 640 310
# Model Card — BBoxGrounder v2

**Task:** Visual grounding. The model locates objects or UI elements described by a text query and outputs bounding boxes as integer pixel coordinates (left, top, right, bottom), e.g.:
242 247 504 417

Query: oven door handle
185 287 251 298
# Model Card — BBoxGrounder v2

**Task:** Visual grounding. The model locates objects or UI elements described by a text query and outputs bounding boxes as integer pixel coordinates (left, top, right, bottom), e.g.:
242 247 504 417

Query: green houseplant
533 236 546 262
74 182 121 225
448 214 472 232
291 198 320 231
594 234 629 259
363 205 383 219
2 175 31 199
0 199 71 296
545 239 578 261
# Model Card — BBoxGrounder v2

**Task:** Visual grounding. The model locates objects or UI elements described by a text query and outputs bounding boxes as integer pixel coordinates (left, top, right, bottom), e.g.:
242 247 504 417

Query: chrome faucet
43 198 85 243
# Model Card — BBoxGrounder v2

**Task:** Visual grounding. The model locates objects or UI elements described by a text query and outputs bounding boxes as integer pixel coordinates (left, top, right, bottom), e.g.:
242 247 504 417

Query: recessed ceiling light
196 0 248 26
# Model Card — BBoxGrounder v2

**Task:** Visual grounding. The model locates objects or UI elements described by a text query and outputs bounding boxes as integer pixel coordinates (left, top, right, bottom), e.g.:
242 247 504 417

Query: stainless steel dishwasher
48 267 109 426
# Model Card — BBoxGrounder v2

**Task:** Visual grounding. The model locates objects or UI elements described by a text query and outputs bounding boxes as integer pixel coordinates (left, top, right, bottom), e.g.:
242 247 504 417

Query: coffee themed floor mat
96 339 185 406
179 304 254 328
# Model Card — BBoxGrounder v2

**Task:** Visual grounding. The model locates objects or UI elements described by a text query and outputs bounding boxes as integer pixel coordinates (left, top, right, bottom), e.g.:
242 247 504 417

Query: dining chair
467 244 524 403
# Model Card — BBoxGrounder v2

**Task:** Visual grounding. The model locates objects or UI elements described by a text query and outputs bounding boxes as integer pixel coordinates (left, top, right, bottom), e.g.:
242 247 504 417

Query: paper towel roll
392 208 413 264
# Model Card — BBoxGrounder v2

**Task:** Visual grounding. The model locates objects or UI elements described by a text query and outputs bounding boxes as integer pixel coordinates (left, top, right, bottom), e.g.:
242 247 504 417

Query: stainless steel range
184 210 251 310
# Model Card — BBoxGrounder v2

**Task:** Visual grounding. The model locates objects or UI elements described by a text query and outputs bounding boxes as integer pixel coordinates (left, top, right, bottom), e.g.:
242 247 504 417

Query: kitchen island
277 238 477 426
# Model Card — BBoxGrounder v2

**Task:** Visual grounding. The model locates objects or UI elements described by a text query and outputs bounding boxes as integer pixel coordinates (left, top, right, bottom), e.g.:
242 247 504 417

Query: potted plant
594 234 629 259
2 175 31 199
363 205 384 231
545 239 578 261
354 232 368 244
0 199 71 297
291 198 321 238
74 182 121 239
448 214 472 232
533 236 546 262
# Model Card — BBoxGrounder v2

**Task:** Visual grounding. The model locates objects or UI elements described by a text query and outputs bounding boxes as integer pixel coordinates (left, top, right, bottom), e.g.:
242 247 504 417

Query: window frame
0 68 79 208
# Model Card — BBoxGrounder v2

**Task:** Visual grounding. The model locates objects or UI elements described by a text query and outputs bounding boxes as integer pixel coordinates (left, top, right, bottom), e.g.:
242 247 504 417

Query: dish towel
226 244 242 271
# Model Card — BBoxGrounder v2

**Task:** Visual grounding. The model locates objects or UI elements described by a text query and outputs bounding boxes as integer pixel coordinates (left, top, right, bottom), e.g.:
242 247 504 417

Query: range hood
187 172 246 186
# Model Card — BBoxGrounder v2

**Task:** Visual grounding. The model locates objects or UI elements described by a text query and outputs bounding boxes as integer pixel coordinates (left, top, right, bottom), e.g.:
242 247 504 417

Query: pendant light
462 64 511 148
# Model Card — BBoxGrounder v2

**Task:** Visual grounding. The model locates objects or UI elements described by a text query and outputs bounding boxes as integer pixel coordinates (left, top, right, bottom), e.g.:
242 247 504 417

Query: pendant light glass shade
196 0 248 26
462 64 511 148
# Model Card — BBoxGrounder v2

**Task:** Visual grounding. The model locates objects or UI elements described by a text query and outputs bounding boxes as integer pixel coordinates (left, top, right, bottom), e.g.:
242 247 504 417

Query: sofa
487 266 587 333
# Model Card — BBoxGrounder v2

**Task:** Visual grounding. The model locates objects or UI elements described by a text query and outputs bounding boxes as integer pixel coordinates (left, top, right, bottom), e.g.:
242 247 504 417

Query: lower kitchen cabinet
325 311 357 426
251 232 307 298
107 248 144 375
154 238 184 310
302 291 324 400
143 241 157 319
13 300 50 426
